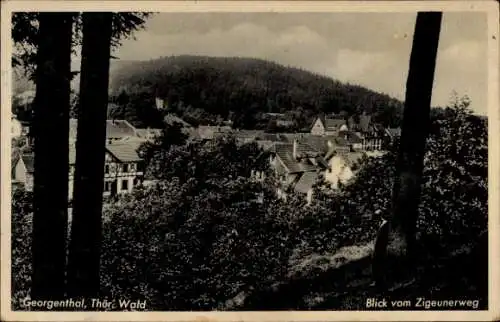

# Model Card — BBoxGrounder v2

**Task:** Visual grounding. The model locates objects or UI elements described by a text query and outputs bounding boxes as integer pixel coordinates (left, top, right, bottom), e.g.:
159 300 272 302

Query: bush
11 188 33 310
99 177 296 310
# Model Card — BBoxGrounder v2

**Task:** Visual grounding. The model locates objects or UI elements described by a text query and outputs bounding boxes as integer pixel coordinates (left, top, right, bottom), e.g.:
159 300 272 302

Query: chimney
293 139 298 160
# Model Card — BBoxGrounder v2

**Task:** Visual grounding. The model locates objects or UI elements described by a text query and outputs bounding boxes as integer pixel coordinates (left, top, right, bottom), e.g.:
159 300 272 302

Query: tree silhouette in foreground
372 12 443 287
66 12 114 297
30 12 74 299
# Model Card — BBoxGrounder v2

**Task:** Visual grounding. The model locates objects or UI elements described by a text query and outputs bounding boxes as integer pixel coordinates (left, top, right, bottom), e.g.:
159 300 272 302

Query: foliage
108 55 404 130
100 167 296 309
144 135 271 183
10 93 487 309
327 95 487 252
11 188 34 310
418 95 487 248
12 12 153 77
137 121 189 165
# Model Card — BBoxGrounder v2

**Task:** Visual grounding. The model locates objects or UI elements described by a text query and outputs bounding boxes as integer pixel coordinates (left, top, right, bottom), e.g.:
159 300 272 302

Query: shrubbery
11 188 33 310
10 96 487 309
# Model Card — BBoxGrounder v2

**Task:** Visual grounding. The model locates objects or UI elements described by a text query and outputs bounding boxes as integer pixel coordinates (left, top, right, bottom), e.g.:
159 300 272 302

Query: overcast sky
113 12 488 115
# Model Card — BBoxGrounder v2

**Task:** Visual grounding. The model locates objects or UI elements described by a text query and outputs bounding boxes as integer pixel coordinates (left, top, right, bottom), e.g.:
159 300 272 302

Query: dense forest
108 55 405 130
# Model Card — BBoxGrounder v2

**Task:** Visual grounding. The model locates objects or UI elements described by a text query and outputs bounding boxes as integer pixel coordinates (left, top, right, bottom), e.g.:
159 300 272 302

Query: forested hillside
108 55 405 130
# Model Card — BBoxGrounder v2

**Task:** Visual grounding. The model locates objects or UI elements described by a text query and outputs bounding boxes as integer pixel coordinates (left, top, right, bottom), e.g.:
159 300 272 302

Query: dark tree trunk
30 13 73 299
67 12 113 297
373 12 442 285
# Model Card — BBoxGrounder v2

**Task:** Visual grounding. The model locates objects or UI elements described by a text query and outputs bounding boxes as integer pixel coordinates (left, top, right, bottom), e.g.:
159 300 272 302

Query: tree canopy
108 55 405 130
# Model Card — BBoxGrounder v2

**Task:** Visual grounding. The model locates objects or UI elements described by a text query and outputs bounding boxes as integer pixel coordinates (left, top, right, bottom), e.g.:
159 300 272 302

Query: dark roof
299 136 331 154
294 172 319 194
274 143 319 174
324 118 347 131
21 154 34 173
106 141 143 162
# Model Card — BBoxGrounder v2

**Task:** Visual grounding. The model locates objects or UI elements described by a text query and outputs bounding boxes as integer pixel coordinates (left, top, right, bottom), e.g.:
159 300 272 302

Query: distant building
12 154 34 191
311 115 348 136
13 140 145 200
267 140 329 204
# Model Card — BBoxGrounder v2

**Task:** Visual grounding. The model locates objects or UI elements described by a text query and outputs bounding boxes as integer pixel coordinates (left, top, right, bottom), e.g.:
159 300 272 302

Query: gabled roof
299 136 331 154
324 118 347 131
106 140 143 163
273 143 319 174
294 172 319 194
68 140 143 165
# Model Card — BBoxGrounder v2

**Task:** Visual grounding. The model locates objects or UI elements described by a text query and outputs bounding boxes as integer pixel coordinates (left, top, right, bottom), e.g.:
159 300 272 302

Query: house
311 115 348 136
99 140 145 198
338 130 364 151
12 154 34 191
324 151 366 189
268 140 329 204
346 114 385 151
293 171 320 205
13 140 144 200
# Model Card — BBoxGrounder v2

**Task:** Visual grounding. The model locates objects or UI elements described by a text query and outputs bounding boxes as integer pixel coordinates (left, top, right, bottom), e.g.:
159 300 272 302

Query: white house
310 116 348 136
13 140 144 200
324 152 366 189
12 154 34 190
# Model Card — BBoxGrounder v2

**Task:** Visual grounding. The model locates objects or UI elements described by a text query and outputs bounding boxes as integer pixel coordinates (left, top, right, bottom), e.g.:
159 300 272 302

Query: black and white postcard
1 1 499 321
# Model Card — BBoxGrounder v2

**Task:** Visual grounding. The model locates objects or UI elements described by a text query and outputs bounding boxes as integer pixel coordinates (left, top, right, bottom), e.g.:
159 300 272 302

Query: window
105 164 110 174
130 163 136 172
122 164 129 173
122 179 129 191
104 181 111 192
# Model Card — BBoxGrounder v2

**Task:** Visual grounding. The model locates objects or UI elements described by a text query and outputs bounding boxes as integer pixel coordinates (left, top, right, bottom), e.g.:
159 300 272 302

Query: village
11 96 401 204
